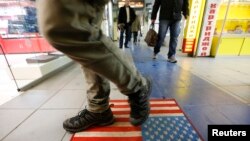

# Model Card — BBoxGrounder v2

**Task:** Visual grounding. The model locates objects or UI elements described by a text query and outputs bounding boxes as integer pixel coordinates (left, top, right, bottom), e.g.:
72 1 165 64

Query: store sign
197 0 221 56
182 0 204 53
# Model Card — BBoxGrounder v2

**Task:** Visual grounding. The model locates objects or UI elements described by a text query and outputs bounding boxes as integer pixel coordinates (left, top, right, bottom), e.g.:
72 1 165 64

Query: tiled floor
0 41 250 141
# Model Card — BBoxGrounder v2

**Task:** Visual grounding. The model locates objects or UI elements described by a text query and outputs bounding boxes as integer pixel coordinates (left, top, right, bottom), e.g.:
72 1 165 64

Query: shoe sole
167 60 177 63
63 117 115 133
130 77 152 126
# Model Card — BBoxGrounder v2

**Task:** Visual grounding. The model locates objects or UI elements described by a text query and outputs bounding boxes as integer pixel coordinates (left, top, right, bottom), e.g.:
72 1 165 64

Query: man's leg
83 67 111 112
119 29 124 48
134 32 138 43
37 0 151 132
124 25 131 48
153 20 170 57
63 67 115 133
168 20 181 59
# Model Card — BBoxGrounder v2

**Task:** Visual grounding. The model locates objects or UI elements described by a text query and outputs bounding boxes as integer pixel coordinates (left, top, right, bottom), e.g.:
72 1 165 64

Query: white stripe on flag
75 131 141 137
110 101 176 105
112 106 180 111
110 122 133 127
114 113 184 118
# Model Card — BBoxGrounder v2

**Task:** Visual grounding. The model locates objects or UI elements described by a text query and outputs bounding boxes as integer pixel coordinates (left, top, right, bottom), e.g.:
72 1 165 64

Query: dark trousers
133 31 138 43
154 20 181 58
119 24 131 48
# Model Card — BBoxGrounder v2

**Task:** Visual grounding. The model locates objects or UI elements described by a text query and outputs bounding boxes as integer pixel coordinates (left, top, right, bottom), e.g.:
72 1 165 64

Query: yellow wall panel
240 38 250 55
217 38 244 55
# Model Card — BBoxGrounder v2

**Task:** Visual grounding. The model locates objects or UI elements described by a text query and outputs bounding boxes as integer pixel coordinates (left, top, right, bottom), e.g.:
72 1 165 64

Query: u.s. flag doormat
71 99 203 141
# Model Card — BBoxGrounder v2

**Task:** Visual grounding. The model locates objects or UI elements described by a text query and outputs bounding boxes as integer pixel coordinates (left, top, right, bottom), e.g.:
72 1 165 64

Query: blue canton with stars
141 116 202 141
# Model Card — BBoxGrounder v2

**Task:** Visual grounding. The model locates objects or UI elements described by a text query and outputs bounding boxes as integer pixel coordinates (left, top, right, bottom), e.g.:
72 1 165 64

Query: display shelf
7 56 72 80
214 33 250 37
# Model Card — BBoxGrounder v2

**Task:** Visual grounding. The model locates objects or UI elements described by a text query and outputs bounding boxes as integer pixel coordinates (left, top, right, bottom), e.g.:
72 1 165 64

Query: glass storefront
211 0 250 56
0 0 72 91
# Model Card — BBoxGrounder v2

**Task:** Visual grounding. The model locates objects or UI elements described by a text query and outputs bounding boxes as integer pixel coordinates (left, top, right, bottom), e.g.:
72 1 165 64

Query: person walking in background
118 0 136 48
37 0 151 133
131 15 141 44
151 0 189 63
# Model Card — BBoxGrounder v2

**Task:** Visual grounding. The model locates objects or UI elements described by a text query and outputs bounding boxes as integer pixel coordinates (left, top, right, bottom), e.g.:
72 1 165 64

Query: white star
156 120 159 124
149 128 153 131
176 127 180 131
189 134 194 138
163 131 168 135
157 127 161 131
192 130 196 134
160 135 164 139
170 134 174 139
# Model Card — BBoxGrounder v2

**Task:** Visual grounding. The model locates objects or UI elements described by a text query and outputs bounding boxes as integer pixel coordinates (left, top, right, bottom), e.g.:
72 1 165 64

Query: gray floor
0 43 250 141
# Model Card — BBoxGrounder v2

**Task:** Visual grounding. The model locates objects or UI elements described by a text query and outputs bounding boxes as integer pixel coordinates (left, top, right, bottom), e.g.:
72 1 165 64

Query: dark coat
151 0 189 20
118 6 136 25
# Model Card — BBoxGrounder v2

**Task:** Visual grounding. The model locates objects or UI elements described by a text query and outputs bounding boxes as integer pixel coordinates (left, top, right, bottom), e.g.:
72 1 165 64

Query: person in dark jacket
151 0 189 63
118 0 136 48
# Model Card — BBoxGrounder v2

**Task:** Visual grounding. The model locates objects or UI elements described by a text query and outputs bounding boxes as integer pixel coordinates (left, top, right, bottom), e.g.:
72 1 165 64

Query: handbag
144 24 158 47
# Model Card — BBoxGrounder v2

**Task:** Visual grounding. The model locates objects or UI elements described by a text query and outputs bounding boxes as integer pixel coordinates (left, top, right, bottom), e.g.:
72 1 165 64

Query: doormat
71 99 203 141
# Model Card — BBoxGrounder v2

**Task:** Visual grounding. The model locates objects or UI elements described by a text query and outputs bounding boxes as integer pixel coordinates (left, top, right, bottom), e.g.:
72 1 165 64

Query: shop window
0 0 72 91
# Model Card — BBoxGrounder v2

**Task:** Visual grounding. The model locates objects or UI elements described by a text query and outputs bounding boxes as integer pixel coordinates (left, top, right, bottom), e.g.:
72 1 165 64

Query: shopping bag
144 24 158 47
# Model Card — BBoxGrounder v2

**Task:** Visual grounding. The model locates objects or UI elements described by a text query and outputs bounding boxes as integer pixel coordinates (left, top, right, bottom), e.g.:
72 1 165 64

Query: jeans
154 20 181 58
119 24 132 48
37 0 146 113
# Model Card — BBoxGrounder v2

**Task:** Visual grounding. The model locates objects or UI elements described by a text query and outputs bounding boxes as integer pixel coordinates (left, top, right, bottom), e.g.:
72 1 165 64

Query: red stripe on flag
72 137 142 141
114 118 129 122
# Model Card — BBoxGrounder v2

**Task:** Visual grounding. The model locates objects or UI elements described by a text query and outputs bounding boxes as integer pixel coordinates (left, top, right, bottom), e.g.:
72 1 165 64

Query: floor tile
217 104 250 124
0 109 34 140
183 105 232 141
2 109 78 141
41 90 87 109
0 90 56 109
223 86 250 103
